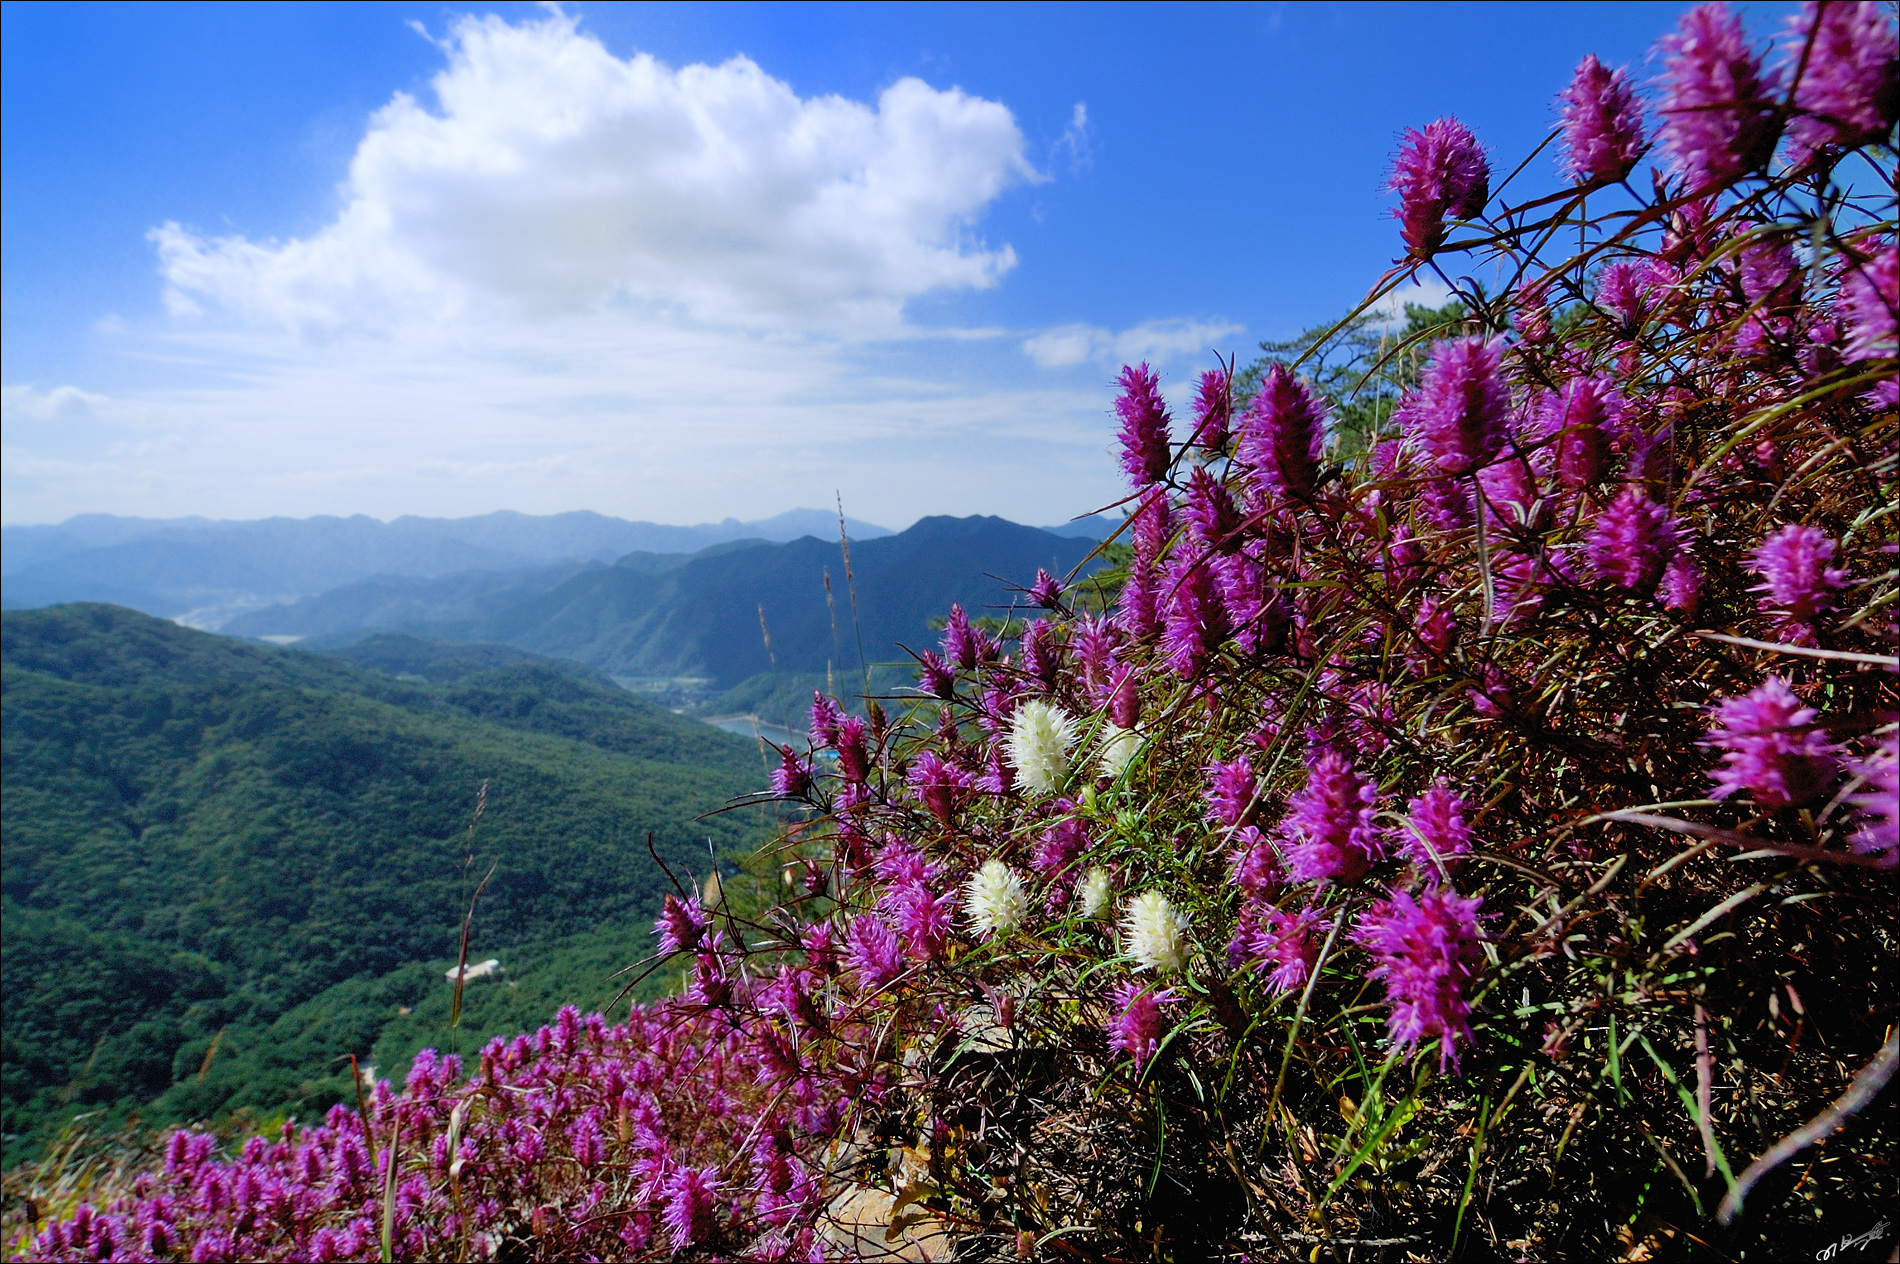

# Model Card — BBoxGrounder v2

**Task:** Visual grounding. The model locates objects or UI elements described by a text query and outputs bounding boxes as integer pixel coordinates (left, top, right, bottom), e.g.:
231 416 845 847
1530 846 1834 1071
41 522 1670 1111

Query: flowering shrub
20 2 1896 1259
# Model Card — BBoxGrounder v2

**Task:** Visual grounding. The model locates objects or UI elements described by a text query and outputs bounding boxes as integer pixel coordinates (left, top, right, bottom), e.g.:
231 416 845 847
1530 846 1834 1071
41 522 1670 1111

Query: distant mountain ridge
0 508 895 624
226 515 1111 689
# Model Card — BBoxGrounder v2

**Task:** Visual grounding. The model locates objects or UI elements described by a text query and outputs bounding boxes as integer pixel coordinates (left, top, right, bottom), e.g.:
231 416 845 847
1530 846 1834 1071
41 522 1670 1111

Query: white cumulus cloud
150 9 1037 336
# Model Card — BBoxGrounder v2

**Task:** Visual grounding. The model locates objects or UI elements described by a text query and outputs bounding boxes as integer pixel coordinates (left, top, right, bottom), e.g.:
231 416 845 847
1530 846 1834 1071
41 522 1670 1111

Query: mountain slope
488 515 1106 687
0 606 768 1158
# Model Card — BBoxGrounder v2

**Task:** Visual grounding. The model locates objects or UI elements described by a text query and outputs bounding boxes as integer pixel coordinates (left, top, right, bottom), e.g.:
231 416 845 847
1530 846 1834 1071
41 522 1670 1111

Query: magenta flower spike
1404 338 1511 476
1388 117 1491 259
891 883 956 960
1589 485 1680 592
1279 748 1384 885
1704 676 1842 809
662 1166 721 1252
1750 523 1851 627
1540 376 1624 489
1655 2 1783 188
941 603 979 670
655 893 710 956
1238 363 1330 499
1399 782 1475 871
1185 465 1241 550
1232 905 1330 994
1106 981 1179 1069
1557 54 1648 183
1782 1 1900 158
1115 362 1174 489
1204 756 1258 830
1839 241 1898 365
1106 661 1141 729
835 714 871 784
1660 549 1705 616
1192 367 1234 450
809 692 843 747
845 913 906 990
1131 486 1173 562
1161 549 1230 681
907 750 975 826
1847 734 1898 866
1355 886 1486 1072
917 649 956 699
1029 568 1064 608
770 745 813 799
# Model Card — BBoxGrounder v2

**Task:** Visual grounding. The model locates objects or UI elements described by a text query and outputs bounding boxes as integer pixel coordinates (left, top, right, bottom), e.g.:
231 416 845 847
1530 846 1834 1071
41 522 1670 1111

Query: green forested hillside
0 606 768 1161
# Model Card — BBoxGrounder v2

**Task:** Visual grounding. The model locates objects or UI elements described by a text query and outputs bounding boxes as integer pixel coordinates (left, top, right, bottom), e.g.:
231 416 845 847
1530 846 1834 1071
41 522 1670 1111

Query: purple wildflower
1131 487 1173 561
977 745 1016 797
1107 661 1141 729
1228 826 1282 898
1161 549 1230 680
907 750 975 825
654 893 709 956
1107 981 1179 1069
1356 886 1486 1072
891 884 957 960
1557 54 1647 183
1477 454 1539 528
1388 117 1491 258
1398 782 1475 871
1751 523 1851 626
1540 376 1623 489
845 913 906 990
1596 261 1652 332
662 1165 720 1252
770 745 812 799
1032 814 1089 876
1115 363 1173 488
1839 241 1898 364
1782 1 1900 158
1029 568 1064 608
1205 757 1258 830
1118 556 1160 641
809 692 843 747
1847 734 1898 866
1075 617 1117 695
1655 2 1783 188
941 603 980 669
1231 905 1329 994
1704 676 1842 808
1185 465 1242 549
917 649 955 699
1404 339 1511 475
835 714 871 784
1239 363 1330 499
1589 485 1680 592
1020 618 1064 691
1192 367 1234 450
1279 748 1384 885
1661 549 1705 616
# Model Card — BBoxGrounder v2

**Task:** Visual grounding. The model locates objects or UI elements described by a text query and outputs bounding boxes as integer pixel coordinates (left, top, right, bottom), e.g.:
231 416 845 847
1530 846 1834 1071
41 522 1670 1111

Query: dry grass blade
1716 1029 1899 1226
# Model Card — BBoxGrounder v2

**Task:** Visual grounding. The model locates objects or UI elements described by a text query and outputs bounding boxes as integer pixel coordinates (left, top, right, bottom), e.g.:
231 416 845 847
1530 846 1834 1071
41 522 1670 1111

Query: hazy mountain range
222 516 1110 690
0 508 1115 632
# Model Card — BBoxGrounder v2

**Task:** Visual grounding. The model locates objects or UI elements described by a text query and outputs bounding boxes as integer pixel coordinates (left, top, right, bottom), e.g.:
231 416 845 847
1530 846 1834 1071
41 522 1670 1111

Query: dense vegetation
12 3 1898 1260
1 607 769 1162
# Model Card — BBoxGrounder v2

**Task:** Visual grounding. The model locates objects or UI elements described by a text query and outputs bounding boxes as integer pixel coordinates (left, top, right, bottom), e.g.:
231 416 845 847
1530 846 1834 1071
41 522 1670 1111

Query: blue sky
1 1 1795 528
